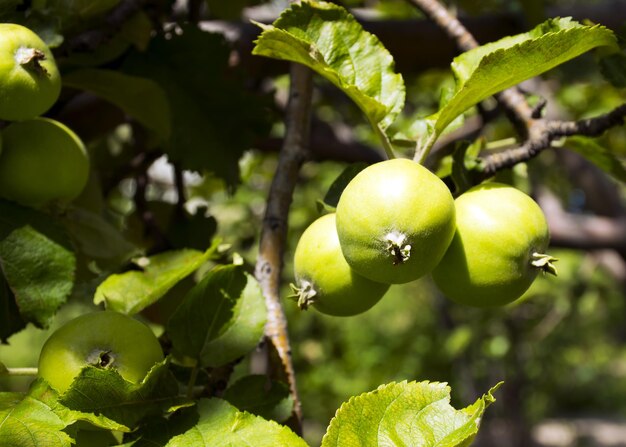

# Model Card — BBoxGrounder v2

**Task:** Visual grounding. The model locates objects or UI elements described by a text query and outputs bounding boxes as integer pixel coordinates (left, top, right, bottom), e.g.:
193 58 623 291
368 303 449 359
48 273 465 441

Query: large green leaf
28 379 129 433
167 264 266 368
62 208 140 266
0 201 73 339
0 226 75 329
123 26 272 187
565 136 626 183
58 360 186 429
0 391 73 447
94 246 216 315
321 381 501 447
63 69 171 141
253 0 404 155
165 398 308 447
417 18 618 159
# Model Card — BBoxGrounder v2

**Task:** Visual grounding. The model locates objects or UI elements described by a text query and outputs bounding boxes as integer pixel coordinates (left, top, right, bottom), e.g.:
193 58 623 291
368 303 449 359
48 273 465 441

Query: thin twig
479 103 626 177
2 367 38 376
254 62 313 434
406 0 626 180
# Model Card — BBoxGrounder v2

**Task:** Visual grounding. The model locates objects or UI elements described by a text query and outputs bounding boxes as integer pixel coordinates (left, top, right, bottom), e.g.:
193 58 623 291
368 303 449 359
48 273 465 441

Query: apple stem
385 232 411 265
2 367 38 376
289 281 317 310
15 47 49 77
531 252 558 276
187 364 199 399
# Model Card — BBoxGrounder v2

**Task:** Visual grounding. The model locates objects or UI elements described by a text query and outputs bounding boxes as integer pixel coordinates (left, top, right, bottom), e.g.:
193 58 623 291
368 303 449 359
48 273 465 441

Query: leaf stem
415 132 437 164
187 364 199 399
3 367 38 376
366 116 395 159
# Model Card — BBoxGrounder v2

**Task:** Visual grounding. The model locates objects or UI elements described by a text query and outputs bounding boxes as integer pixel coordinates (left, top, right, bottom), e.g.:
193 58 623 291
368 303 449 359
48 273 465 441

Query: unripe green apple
0 118 89 206
38 311 164 393
335 158 456 284
0 23 61 121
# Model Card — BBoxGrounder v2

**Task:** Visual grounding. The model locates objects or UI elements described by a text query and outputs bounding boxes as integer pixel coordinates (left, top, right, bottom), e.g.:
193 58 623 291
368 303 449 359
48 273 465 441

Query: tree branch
254 63 313 434
479 103 626 177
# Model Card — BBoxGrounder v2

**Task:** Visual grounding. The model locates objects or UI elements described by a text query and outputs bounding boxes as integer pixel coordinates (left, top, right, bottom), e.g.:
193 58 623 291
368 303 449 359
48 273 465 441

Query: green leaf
168 264 266 368
94 246 217 315
450 139 484 194
0 390 73 447
62 208 139 265
223 375 294 423
63 69 171 141
0 271 25 343
0 203 74 334
0 226 75 329
253 0 404 155
28 379 129 433
0 199 71 247
564 136 626 183
599 53 626 88
418 18 618 159
165 398 308 447
0 392 23 409
59 359 187 429
120 408 199 447
123 26 272 187
318 162 368 213
321 381 501 447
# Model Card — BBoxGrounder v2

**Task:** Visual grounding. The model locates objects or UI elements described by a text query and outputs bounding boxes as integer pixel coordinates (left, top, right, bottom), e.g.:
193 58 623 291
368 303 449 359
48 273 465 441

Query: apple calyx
15 47 49 77
385 232 411 265
290 281 317 310
531 252 558 276
88 349 116 369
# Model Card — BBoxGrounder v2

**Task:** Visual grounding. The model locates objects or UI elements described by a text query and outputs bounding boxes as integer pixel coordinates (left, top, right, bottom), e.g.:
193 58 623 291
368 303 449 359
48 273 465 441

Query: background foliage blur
1 0 625 445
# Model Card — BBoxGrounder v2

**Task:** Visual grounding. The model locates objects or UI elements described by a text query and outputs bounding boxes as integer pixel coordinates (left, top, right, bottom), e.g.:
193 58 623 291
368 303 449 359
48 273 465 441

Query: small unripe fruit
336 158 456 284
0 23 61 121
38 311 164 393
432 183 557 307
293 213 389 316
0 118 89 207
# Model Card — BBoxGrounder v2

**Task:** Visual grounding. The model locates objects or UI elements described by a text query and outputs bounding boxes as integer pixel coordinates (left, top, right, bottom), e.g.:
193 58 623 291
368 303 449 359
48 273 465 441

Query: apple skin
0 23 61 121
0 118 89 207
38 311 164 394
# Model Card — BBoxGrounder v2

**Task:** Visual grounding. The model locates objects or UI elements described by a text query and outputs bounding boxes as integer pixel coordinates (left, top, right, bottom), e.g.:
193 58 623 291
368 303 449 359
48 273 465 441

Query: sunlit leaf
94 246 217 315
321 381 501 447
418 18 618 159
0 390 73 447
165 398 308 447
253 0 404 153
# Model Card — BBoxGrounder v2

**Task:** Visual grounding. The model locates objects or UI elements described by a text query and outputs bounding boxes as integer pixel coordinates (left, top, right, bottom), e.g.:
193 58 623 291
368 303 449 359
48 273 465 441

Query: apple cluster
0 23 89 208
292 158 556 316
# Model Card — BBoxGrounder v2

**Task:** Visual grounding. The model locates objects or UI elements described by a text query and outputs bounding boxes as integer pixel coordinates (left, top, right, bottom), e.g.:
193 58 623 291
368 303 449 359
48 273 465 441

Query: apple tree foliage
0 0 625 446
